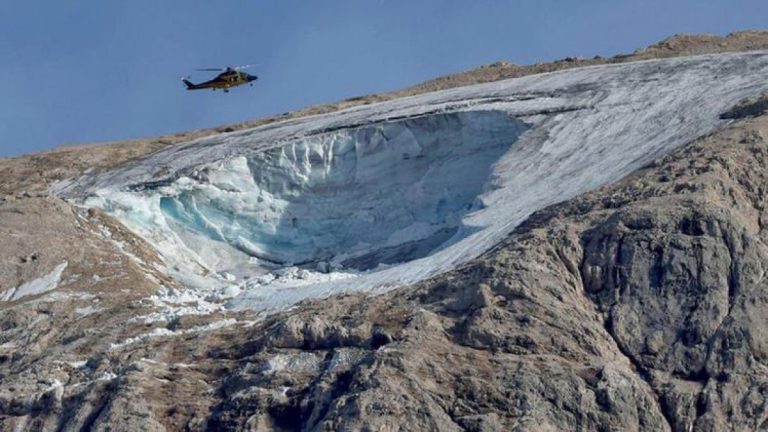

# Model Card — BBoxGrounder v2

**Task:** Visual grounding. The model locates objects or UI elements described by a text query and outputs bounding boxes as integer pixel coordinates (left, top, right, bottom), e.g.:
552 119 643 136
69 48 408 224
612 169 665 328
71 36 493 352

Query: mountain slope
55 50 768 316
2 33 768 431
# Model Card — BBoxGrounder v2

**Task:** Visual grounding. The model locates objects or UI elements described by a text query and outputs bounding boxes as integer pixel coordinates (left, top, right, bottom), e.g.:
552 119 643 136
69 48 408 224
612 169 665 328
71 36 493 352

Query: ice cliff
56 51 768 312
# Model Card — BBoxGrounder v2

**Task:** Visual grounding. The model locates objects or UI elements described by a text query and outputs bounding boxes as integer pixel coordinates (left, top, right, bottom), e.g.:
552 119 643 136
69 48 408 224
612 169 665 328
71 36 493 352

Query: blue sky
1 1 766 157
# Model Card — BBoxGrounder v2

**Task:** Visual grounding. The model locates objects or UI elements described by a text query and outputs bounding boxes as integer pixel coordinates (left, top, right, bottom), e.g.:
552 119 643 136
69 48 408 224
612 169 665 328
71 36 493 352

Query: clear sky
1 0 766 158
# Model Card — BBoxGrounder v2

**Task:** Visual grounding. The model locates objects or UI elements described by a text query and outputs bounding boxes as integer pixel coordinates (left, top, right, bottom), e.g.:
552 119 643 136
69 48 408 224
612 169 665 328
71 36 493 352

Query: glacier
156 111 527 269
57 51 768 312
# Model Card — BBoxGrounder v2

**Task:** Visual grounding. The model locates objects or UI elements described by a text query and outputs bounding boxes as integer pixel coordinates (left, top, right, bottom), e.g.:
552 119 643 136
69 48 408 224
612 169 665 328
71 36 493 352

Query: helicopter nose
248 75 258 82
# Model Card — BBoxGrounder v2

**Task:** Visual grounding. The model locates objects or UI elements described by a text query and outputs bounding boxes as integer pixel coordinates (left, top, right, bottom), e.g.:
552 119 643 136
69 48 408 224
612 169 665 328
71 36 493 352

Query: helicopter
182 65 258 93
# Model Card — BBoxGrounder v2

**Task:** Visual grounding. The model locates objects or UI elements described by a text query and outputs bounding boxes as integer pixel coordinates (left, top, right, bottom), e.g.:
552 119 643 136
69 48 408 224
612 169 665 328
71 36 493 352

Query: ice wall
155 111 526 269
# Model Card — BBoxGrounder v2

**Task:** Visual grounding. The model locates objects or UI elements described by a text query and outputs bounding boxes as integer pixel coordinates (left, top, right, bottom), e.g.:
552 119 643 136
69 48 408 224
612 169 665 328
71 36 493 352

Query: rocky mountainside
3 33 768 431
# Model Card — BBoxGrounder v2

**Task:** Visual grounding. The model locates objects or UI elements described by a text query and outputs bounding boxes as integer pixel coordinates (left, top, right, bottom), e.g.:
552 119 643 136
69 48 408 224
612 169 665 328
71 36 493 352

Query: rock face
200 110 768 432
3 35 768 431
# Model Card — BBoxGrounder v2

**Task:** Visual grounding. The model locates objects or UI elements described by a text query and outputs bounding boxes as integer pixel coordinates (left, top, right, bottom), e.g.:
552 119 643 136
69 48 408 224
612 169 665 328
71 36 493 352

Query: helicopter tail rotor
181 76 198 90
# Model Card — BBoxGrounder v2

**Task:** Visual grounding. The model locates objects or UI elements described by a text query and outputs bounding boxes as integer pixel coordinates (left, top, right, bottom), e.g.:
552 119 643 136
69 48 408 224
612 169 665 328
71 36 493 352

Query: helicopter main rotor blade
195 68 225 72
233 64 258 70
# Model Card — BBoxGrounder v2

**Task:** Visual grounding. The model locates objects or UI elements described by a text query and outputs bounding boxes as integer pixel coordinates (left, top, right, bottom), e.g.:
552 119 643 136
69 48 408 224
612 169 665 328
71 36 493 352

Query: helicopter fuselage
183 70 258 92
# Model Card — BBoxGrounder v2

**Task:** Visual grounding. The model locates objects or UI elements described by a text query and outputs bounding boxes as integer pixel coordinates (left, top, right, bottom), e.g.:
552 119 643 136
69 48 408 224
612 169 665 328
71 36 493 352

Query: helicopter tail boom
182 78 201 90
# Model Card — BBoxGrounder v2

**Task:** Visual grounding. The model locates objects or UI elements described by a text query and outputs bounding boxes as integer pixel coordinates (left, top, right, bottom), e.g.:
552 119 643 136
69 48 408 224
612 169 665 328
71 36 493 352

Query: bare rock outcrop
181 108 768 431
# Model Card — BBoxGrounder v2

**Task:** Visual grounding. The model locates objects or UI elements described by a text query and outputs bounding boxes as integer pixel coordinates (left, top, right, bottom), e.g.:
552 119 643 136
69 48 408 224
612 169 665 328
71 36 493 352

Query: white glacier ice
154 111 527 269
1 262 68 302
57 51 768 313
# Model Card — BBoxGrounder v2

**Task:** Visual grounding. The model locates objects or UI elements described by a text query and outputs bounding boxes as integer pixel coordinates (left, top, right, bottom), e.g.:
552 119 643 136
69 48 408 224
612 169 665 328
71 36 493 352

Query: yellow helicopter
182 65 258 93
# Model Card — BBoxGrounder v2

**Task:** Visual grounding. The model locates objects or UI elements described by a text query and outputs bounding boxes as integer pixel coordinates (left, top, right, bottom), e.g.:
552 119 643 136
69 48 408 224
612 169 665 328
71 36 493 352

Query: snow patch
260 352 321 374
132 286 224 324
1 262 68 302
75 306 102 317
97 372 118 381
67 360 89 369
109 318 239 350
241 266 356 291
